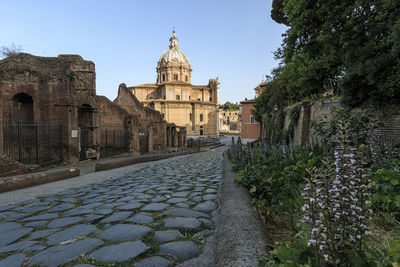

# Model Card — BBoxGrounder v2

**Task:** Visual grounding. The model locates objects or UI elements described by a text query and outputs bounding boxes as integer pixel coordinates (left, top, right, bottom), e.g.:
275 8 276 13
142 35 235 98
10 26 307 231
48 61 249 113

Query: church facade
129 31 219 137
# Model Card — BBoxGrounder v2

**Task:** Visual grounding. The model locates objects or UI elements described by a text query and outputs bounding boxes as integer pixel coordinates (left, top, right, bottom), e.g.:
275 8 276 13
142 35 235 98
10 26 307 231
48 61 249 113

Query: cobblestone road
0 147 224 266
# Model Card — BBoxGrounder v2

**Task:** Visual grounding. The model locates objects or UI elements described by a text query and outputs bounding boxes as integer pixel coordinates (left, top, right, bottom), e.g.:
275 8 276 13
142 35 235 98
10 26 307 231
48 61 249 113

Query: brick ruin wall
283 100 400 147
0 53 184 168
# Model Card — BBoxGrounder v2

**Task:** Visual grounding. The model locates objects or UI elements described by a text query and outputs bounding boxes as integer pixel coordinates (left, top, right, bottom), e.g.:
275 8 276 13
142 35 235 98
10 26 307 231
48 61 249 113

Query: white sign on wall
71 130 78 138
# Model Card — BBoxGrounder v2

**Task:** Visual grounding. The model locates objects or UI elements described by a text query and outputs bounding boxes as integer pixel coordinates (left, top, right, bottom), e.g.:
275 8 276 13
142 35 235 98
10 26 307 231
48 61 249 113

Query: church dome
156 31 192 84
158 31 190 67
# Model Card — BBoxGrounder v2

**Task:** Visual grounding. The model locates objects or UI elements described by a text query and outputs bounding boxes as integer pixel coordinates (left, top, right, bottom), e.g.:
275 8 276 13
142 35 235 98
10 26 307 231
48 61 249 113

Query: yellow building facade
129 31 219 137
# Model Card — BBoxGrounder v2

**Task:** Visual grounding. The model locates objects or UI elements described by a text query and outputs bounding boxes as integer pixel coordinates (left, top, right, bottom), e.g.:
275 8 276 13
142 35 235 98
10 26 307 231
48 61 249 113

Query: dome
158 31 190 67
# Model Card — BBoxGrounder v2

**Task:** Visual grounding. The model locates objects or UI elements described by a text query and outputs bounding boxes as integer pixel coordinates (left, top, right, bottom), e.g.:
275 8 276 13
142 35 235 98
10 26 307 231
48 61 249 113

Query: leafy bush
371 168 400 217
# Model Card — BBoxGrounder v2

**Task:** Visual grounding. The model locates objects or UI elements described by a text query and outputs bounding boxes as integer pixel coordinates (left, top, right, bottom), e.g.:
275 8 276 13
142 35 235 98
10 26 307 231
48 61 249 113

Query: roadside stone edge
0 168 80 193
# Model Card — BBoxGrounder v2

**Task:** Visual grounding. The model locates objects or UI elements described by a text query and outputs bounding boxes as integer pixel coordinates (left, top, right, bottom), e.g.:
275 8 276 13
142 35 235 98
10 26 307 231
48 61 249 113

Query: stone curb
214 157 268 266
0 168 80 193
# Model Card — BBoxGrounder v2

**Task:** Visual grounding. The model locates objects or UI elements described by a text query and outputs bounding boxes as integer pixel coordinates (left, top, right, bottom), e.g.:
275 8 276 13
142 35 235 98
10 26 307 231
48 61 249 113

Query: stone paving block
0 205 12 212
2 212 31 221
159 241 201 260
203 194 217 200
24 205 50 213
199 218 215 228
47 224 98 245
29 238 103 266
47 217 83 228
151 196 167 202
161 208 209 218
99 211 131 224
166 198 187 204
171 191 190 197
94 208 113 215
102 202 125 209
47 203 72 212
118 196 135 202
22 213 58 221
0 227 33 246
0 253 26 267
25 220 48 228
90 241 149 262
84 214 104 223
154 230 183 243
98 224 152 242
118 203 142 210
141 203 169 211
195 229 213 238
192 196 202 202
205 188 217 193
0 222 20 233
126 212 154 224
135 256 173 267
24 244 46 252
0 240 38 253
193 201 218 212
164 217 201 229
175 203 190 208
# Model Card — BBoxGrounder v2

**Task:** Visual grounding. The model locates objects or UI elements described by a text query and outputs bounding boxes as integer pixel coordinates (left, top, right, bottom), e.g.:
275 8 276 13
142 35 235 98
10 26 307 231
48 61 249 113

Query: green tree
270 0 400 107
219 101 239 110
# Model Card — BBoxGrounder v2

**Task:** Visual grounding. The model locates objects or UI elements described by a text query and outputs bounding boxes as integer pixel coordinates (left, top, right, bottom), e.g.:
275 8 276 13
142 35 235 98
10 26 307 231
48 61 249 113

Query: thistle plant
301 120 373 265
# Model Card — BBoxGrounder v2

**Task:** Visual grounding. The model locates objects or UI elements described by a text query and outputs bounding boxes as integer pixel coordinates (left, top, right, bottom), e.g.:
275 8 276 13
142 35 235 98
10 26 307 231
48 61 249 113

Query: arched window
11 93 34 122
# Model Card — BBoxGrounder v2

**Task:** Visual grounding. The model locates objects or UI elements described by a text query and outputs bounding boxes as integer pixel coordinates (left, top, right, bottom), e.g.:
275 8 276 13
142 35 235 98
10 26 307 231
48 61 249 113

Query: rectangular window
176 95 180 100
162 113 165 119
189 113 192 121
185 75 188 82
174 74 178 80
200 114 204 122
162 74 166 81
250 115 255 124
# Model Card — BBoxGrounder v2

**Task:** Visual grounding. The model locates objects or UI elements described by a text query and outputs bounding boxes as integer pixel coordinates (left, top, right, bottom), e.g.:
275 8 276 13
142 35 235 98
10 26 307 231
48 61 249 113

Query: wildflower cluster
302 121 372 265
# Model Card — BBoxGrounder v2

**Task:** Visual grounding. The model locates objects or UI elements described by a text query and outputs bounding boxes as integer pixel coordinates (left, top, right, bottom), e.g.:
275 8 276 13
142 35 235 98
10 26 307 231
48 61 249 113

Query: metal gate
3 121 63 165
100 128 129 158
79 128 89 161
139 133 149 154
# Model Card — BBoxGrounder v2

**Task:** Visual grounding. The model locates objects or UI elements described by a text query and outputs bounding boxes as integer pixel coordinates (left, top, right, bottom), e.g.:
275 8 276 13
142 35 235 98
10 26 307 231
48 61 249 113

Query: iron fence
100 128 129 158
187 136 220 148
3 121 63 165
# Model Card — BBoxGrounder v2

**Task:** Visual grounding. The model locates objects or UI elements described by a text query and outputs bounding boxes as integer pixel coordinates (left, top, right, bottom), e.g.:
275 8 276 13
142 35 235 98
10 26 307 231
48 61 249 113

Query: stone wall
0 53 98 163
0 53 187 167
283 99 400 147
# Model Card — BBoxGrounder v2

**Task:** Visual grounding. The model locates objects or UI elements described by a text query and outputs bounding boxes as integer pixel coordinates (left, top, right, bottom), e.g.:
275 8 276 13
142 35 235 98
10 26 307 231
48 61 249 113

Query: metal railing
187 136 220 147
3 121 63 165
100 128 129 158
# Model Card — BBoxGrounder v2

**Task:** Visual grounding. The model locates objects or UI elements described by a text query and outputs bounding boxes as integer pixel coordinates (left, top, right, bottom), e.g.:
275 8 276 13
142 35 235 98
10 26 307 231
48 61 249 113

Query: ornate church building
129 31 219 137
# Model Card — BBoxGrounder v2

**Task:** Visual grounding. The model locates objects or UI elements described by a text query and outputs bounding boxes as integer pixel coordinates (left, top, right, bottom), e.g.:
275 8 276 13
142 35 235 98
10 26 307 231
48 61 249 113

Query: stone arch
11 93 34 122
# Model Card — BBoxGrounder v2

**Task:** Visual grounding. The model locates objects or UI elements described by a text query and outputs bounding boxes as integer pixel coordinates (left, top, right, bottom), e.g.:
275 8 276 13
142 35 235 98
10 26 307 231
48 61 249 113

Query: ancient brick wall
283 100 400 147
0 53 98 164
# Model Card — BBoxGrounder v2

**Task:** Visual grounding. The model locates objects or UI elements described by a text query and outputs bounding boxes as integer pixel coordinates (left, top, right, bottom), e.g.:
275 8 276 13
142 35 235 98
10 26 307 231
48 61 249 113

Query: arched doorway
11 93 34 122
78 104 94 160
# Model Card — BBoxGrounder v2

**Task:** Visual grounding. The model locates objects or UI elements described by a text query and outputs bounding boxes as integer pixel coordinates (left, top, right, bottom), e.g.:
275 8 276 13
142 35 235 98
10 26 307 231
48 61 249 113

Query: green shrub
371 168 400 216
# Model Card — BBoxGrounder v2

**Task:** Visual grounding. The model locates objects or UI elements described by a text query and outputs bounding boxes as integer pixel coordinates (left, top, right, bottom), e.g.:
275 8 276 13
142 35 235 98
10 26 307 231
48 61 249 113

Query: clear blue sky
0 0 286 104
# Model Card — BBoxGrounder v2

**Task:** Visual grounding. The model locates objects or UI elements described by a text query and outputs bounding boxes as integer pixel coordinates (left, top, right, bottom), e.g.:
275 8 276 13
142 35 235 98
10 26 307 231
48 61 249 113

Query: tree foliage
219 101 239 110
267 0 400 107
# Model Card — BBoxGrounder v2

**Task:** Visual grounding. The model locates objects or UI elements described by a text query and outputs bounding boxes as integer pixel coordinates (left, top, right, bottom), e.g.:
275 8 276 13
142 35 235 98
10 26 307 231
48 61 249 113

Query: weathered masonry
129 31 219 138
0 53 186 165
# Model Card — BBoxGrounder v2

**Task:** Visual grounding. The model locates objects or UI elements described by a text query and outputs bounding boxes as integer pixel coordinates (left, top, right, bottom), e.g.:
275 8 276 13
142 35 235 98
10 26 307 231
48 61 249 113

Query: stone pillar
148 126 154 152
173 127 178 147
